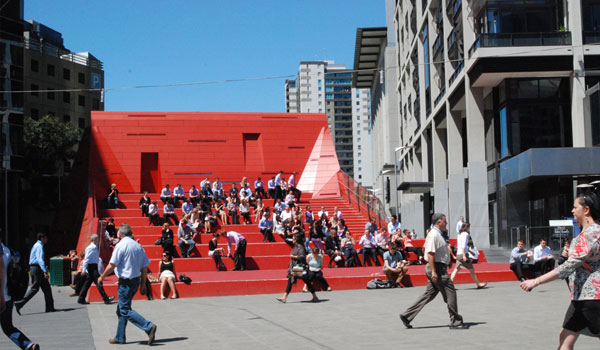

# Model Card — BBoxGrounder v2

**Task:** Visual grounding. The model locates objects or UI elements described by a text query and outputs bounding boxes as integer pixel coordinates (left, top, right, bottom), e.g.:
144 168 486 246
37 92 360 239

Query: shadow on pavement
137 337 188 346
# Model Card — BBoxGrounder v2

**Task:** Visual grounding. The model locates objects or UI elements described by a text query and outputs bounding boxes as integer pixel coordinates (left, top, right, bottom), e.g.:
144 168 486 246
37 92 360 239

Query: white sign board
549 220 573 227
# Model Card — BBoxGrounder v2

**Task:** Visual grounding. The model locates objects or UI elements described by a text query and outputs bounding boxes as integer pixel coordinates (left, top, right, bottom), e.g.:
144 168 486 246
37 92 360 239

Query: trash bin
49 257 71 286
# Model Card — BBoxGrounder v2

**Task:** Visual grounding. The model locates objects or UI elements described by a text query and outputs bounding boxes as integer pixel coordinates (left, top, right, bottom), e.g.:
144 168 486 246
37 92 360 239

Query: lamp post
394 146 415 217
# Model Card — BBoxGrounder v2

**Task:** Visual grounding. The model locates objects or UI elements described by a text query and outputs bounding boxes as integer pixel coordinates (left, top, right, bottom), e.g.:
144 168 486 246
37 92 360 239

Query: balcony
468 32 572 57
449 60 464 85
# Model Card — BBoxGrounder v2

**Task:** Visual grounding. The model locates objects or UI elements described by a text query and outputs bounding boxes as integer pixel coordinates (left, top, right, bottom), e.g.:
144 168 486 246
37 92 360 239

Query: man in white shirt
220 230 247 271
400 213 467 329
148 200 160 226
388 215 401 234
212 178 223 199
456 216 464 235
317 206 329 220
533 238 555 277
98 224 157 345
274 171 284 200
173 184 185 207
359 230 379 266
280 206 294 223
77 234 114 305
267 176 277 199
160 184 173 205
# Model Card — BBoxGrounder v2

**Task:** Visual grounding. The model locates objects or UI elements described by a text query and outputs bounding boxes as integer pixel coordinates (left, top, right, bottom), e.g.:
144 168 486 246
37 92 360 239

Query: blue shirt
259 218 273 230
268 180 276 189
182 202 194 214
383 250 403 270
82 242 100 273
29 240 47 272
254 180 263 189
174 187 185 196
109 236 150 279
240 187 252 197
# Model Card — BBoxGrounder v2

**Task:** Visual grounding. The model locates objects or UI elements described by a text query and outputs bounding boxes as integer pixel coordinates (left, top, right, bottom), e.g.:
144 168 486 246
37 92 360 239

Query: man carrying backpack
1 240 40 349
14 233 55 315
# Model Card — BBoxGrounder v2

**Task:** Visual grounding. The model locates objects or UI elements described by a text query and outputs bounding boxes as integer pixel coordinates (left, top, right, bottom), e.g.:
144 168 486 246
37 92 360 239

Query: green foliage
23 115 82 176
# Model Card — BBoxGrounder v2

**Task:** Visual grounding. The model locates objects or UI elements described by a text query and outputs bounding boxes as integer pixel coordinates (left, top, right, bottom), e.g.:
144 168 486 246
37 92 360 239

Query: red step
86 263 516 301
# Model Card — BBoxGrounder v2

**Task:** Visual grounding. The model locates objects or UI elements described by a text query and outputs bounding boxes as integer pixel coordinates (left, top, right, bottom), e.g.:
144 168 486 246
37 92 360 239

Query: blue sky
26 1 385 112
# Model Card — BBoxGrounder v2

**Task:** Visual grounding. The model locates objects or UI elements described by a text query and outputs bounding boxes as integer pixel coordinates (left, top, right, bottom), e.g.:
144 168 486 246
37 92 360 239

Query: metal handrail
468 32 572 57
337 171 389 229
23 38 104 69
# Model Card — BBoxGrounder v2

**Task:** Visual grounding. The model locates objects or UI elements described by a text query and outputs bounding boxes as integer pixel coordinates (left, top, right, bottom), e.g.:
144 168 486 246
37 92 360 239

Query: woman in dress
159 251 178 299
214 199 228 225
254 198 264 223
304 247 332 292
139 191 151 217
521 191 600 349
276 233 318 303
209 233 227 271
160 223 175 256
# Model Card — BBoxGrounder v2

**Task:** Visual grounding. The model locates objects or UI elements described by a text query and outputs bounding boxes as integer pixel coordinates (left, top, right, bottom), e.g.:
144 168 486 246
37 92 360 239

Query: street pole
394 151 398 216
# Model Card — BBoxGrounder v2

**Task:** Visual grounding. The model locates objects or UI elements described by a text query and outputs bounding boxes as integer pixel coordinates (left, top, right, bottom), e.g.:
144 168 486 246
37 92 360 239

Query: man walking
98 224 157 345
14 233 55 315
77 234 114 305
1 240 40 349
399 213 468 329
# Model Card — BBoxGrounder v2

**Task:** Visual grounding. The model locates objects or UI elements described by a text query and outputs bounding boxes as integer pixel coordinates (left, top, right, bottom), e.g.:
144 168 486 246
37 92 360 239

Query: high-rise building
0 0 25 245
359 0 600 249
287 60 372 182
23 20 104 132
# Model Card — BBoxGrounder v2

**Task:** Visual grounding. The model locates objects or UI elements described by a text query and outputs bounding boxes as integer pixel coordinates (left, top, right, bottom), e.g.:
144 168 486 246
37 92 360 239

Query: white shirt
456 231 469 256
1 243 10 301
82 242 100 273
148 203 158 215
317 210 328 219
281 210 293 222
225 231 245 255
388 221 401 234
109 236 150 279
424 227 450 264
275 174 282 186
533 244 553 262
359 234 376 248
456 220 463 234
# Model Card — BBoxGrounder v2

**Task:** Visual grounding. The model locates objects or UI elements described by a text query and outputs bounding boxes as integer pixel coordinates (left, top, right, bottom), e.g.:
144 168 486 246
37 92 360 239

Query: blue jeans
178 239 196 257
115 278 154 343
1 300 33 349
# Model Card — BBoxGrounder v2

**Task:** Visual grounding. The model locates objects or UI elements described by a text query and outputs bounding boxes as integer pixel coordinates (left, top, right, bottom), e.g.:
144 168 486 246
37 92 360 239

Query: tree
23 115 82 177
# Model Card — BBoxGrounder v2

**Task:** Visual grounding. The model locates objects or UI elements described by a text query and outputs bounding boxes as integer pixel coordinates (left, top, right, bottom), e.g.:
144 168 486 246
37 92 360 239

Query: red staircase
86 192 516 302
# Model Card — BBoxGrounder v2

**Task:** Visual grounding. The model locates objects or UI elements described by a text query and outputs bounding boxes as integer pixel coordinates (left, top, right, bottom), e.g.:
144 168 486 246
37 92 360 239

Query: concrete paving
1 281 599 349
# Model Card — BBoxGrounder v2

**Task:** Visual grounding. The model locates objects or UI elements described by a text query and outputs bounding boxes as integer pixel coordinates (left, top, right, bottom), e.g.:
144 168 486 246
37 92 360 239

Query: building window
63 68 70 80
63 115 71 123
31 59 39 72
31 108 39 120
31 84 39 96
78 72 85 84
47 111 54 117
78 95 85 107
357 137 361 142
63 92 71 104
78 118 86 128
358 175 362 179
47 88 55 100
47 64 55 77
358 145 361 150
93 98 100 110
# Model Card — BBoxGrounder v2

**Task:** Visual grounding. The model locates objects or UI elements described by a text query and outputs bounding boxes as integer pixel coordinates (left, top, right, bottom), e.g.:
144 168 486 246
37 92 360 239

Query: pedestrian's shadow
410 322 486 330
299 299 329 303
26 307 77 315
138 337 188 346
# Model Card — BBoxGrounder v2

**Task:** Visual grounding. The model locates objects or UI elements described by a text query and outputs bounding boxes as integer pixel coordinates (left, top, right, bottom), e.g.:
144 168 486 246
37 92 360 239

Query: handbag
291 265 306 277
154 239 162 245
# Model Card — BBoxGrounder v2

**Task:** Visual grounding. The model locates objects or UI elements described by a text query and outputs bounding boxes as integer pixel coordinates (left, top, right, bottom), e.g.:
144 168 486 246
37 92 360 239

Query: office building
357 0 600 248
286 61 372 183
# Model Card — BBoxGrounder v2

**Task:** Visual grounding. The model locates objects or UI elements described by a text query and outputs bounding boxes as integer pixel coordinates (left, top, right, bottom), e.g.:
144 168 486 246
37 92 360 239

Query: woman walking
303 247 332 292
276 234 319 303
521 191 600 349
450 222 487 288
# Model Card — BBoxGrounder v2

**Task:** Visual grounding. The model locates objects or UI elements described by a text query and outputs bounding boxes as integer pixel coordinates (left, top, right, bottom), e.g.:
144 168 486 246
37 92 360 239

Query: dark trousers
1 300 34 349
173 196 185 207
241 212 252 224
234 239 247 270
289 186 301 201
16 265 54 312
149 213 160 226
78 264 109 303
285 275 314 294
261 228 274 243
344 248 361 267
164 213 179 225
255 188 265 198
534 258 555 277
307 270 329 289
213 251 225 270
140 205 149 217
361 247 379 266
73 272 87 295
401 262 463 326
405 246 424 259
510 262 526 281
230 211 239 225
268 188 275 199
275 187 283 201
376 247 388 262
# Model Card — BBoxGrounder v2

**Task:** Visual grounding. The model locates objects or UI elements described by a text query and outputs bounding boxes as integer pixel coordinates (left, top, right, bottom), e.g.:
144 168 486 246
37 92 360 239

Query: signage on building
91 73 102 89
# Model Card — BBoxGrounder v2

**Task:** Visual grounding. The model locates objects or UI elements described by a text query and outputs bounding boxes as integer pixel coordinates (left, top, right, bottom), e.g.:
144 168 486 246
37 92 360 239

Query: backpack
1 243 29 300
366 278 394 289
178 274 192 284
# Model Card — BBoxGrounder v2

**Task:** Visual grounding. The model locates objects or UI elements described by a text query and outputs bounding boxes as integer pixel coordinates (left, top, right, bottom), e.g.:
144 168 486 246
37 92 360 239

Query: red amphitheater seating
81 112 515 302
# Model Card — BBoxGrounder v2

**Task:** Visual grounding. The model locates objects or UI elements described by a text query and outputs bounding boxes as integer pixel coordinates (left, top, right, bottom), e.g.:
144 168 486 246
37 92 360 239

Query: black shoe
399 314 412 329
449 323 470 330
78 300 90 305
232 267 240 271
46 308 57 313
104 296 115 304
15 303 22 316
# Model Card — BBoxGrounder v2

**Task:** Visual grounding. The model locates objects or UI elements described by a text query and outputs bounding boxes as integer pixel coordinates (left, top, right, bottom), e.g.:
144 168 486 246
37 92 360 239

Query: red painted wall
90 112 333 194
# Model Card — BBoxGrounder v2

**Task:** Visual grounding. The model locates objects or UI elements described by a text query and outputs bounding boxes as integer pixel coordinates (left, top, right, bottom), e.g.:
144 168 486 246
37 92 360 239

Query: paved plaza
1 281 599 349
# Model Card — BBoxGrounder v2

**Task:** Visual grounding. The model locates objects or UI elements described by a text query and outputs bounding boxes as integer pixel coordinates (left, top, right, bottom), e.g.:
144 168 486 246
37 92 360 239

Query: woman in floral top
521 191 600 349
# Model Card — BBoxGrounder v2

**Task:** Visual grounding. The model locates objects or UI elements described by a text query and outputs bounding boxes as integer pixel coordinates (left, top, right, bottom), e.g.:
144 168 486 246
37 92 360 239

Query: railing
468 32 572 57
337 170 389 229
434 85 446 106
23 38 104 69
583 31 600 44
509 225 572 253
449 60 464 85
